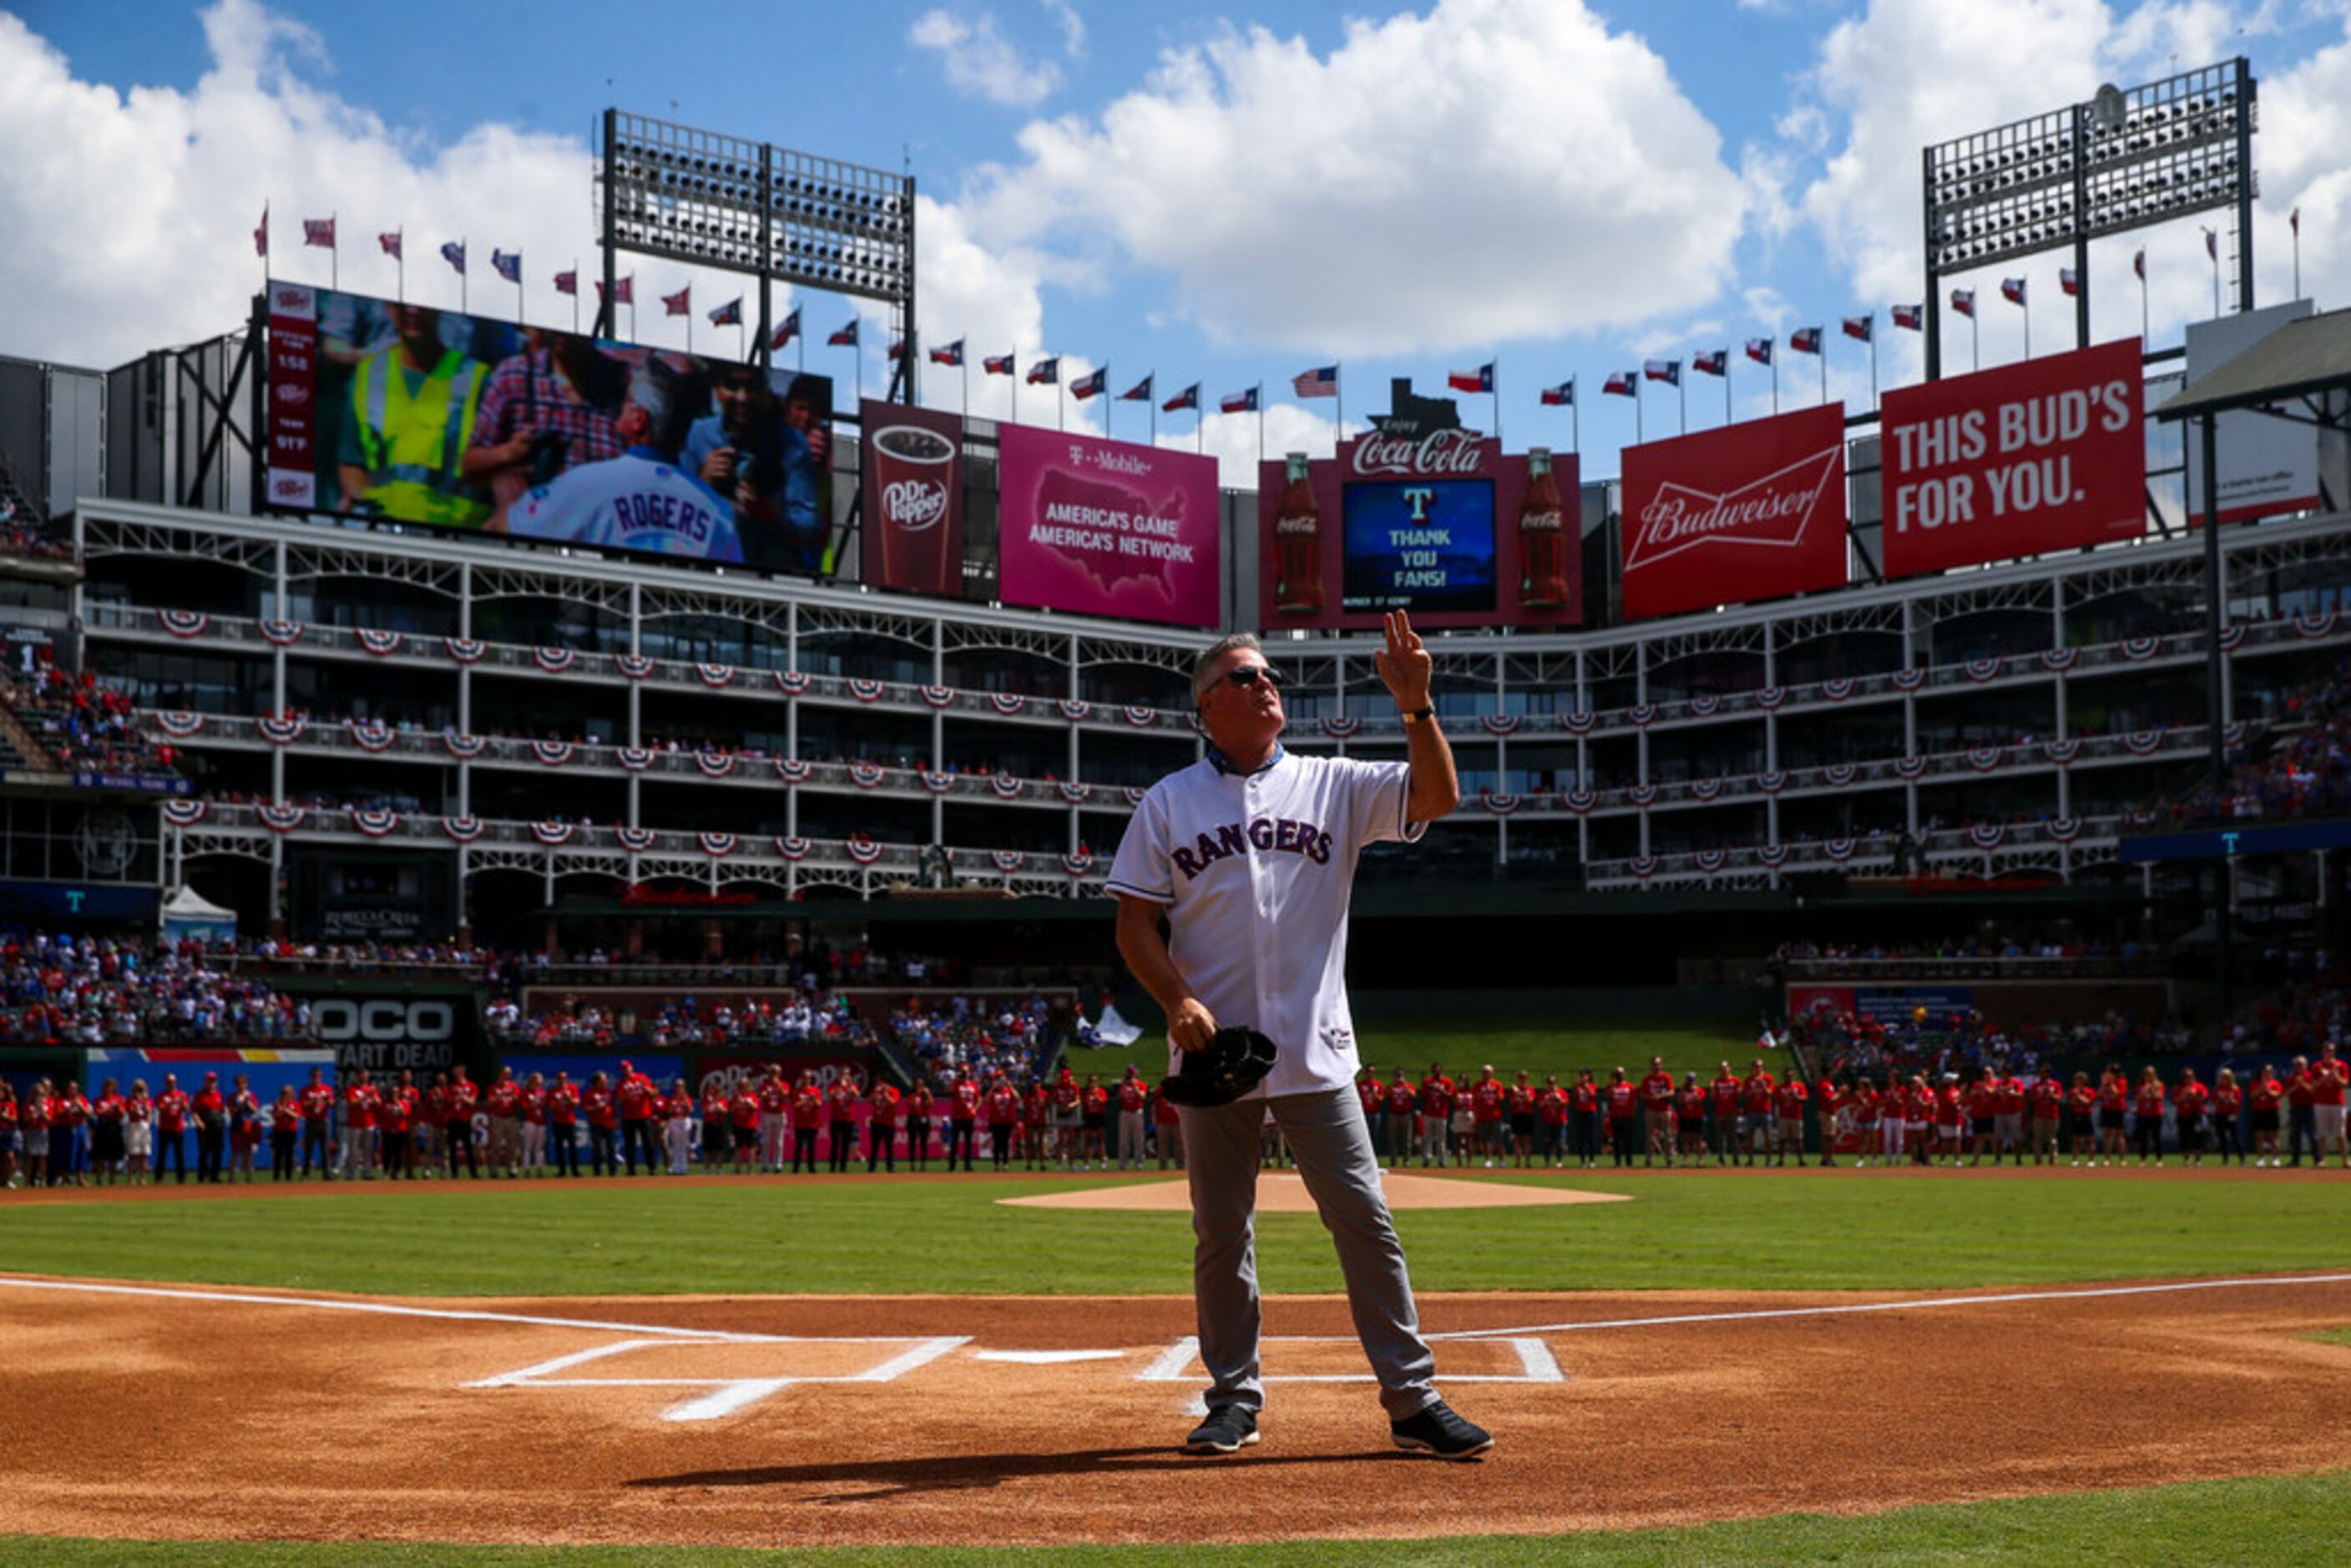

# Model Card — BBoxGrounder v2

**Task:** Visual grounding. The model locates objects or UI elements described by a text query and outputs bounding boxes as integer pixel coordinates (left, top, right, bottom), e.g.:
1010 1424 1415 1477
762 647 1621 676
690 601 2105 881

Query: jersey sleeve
1105 786 1174 904
506 475 579 541
1330 755 1427 848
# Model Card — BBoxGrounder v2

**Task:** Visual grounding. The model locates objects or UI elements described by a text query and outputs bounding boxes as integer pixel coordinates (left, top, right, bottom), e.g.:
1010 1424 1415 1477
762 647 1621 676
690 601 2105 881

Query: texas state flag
1120 374 1154 402
1789 326 1823 354
2000 277 2028 306
770 306 800 348
1950 287 1976 318
1069 367 1109 400
1745 337 1773 366
1842 314 1872 342
929 339 964 367
2059 267 2079 296
1691 350 1727 377
1447 363 1495 394
1539 380 1574 406
1162 382 1201 412
1026 356 1059 386
983 352 1015 375
1602 371 1637 397
827 318 860 346
1892 303 1924 331
1220 387 1259 413
708 296 742 326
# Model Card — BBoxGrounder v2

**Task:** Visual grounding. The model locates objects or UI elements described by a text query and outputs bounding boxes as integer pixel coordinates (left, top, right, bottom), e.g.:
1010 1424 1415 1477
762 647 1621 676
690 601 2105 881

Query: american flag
1292 365 1338 398
1692 350 1727 377
983 352 1015 375
1069 367 1109 401
770 306 800 348
708 297 742 326
440 240 466 274
1539 380 1574 406
1643 359 1681 386
1447 363 1494 394
2000 277 2027 306
1602 371 1636 397
663 286 691 317
1026 356 1059 386
929 339 964 367
378 230 403 260
1842 315 1872 342
553 268 576 296
597 276 633 305
2059 267 2078 297
1892 304 1923 331
1221 387 1259 414
827 318 859 347
1120 374 1154 402
1745 337 1773 366
1950 287 1975 318
1789 326 1822 354
1163 382 1201 412
303 217 336 249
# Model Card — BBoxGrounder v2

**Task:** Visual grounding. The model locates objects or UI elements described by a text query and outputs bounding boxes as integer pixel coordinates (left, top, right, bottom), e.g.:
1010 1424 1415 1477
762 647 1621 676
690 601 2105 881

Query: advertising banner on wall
265 281 834 574
2184 301 2323 527
1879 337 2144 578
1255 431 1578 631
1620 402 1848 620
996 425 1221 627
858 399 965 597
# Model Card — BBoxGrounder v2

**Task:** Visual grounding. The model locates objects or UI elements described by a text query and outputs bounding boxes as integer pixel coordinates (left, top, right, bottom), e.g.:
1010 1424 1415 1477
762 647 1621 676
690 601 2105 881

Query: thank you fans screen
265 282 835 574
1341 479 1496 615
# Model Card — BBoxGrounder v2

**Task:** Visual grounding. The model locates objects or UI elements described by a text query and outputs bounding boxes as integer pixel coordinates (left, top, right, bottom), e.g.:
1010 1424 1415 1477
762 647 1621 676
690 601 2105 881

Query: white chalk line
1428 1272 2351 1341
468 1333 973 1422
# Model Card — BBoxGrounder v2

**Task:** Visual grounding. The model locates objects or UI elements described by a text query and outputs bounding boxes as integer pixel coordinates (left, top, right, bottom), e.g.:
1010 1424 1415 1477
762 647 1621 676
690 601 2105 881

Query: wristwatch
1399 706 1436 726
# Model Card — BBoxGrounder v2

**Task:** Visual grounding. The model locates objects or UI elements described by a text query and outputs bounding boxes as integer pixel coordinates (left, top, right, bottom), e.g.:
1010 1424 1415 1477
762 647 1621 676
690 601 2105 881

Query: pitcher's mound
1001 1171 1631 1212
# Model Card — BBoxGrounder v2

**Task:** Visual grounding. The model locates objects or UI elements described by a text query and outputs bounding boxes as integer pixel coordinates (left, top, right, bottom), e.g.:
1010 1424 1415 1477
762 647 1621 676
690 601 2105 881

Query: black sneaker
1391 1399 1494 1460
1184 1404 1259 1454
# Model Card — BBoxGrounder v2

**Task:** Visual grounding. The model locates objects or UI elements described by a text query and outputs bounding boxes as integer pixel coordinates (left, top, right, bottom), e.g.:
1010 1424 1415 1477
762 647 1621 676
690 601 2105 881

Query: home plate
972 1349 1129 1364
999 1172 1629 1212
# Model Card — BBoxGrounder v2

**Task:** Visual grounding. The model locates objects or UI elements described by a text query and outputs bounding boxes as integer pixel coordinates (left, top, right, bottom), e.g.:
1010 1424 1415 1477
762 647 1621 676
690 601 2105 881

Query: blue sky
4 0 2348 484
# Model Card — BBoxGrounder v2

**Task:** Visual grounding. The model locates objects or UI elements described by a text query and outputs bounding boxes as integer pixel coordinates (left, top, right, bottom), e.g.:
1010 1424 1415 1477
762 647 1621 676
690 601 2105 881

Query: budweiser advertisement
996 426 1220 628
1256 430 1578 630
858 398 963 597
1880 337 2143 578
1620 402 1848 620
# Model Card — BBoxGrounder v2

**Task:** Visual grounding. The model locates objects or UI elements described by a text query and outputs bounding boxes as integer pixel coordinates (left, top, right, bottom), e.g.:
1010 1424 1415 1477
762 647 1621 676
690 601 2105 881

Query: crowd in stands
2 665 179 779
0 931 305 1044
1781 998 2192 1087
2176 656 2351 827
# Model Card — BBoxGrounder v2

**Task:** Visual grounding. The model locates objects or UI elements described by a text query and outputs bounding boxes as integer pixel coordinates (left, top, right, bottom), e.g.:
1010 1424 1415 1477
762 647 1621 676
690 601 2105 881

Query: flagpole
1150 389 1156 447
1772 352 1779 416
2292 211 2301 298
1492 359 1502 448
1722 362 1730 426
961 357 968 419
397 234 406 306
460 238 468 314
1677 373 1685 436
331 211 338 291
854 329 862 403
1058 372 1064 432
1635 384 1643 447
515 255 523 327
1868 332 1878 412
1333 363 1342 451
1256 385 1265 466
2022 300 2030 361
259 199 269 294
1196 399 1203 456
736 321 745 363
1571 378 1580 454
571 259 579 333
1012 356 1019 427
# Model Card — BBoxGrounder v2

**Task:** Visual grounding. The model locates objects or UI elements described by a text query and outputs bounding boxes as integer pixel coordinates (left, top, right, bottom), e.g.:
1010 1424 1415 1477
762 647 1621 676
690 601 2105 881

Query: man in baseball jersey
504 355 745 564
1110 615 1491 1461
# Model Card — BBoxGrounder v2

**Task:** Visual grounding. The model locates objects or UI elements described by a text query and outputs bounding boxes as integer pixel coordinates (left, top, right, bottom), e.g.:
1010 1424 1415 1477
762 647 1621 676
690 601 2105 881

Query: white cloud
950 0 1749 356
908 8 1064 108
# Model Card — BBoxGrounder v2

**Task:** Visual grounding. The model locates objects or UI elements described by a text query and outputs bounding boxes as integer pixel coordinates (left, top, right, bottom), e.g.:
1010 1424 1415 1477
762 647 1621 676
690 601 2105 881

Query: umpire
1108 612 1493 1460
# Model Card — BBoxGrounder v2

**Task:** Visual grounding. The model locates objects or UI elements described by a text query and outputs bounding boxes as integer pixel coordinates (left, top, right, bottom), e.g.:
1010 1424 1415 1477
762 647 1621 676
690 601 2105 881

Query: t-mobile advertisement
1620 403 1848 620
995 426 1220 628
858 399 964 598
1879 337 2144 579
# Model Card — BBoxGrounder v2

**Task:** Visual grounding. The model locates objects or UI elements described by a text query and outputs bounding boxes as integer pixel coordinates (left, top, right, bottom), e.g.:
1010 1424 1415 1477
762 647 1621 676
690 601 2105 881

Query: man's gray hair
1191 631 1264 704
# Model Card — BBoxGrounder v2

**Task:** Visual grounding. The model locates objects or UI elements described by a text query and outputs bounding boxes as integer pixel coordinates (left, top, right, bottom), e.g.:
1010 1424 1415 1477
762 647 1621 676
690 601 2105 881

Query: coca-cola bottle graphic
1272 452 1323 615
1517 446 1570 610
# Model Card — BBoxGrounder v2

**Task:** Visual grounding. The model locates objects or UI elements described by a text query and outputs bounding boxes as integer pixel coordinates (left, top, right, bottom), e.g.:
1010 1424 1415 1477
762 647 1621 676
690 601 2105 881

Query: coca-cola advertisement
1879 338 2143 579
1256 420 1579 631
997 426 1221 628
858 398 964 597
1620 402 1848 620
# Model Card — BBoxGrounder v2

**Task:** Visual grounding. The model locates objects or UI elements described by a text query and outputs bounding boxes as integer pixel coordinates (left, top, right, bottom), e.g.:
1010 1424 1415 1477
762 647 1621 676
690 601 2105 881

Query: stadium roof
2154 306 2351 422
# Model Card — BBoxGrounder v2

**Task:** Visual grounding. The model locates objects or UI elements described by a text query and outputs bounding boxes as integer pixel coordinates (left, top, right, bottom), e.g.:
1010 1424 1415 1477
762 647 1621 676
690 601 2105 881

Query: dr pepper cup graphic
869 421 958 594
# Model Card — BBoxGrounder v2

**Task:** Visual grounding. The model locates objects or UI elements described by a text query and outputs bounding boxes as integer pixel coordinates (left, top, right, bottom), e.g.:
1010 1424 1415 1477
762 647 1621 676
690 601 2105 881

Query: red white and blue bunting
1479 714 1521 736
1689 695 1722 718
531 740 576 767
2044 738 2081 765
776 836 811 861
2223 720 2251 746
439 815 484 843
849 762 886 788
775 670 813 696
846 833 884 865
920 685 957 709
1629 703 1656 727
614 653 657 680
1480 791 1521 816
1630 854 1657 880
921 771 956 794
2294 607 2339 639
695 749 736 779
1060 852 1094 878
615 826 659 852
990 849 1027 873
1823 837 1856 862
1890 668 1926 692
699 832 737 857
529 821 575 846
1757 843 1789 868
348 806 399 837
1893 755 1929 781
2046 818 2082 843
987 692 1028 716
1560 710 1596 735
2040 647 2078 672
695 664 736 689
1966 746 2004 772
1056 699 1092 721
1821 677 1854 702
1056 781 1094 805
1967 822 2007 849
1321 715 1363 739
1123 705 1157 727
162 799 210 827
532 646 577 674
159 609 211 639
441 730 487 760
1823 762 1858 788
345 719 396 752
990 774 1024 798
256 714 309 746
774 757 812 784
155 711 206 738
256 803 308 833
2119 636 2161 661
259 619 305 647
1123 787 1148 807
1564 787 1598 814
1690 778 1723 802
1626 782 1658 807
1962 657 2002 683
1695 848 1727 873
848 678 886 702
444 637 486 665
2217 624 2247 652
2121 730 2165 755
1757 771 1787 796
356 628 406 656
616 746 655 771
1753 687 1785 711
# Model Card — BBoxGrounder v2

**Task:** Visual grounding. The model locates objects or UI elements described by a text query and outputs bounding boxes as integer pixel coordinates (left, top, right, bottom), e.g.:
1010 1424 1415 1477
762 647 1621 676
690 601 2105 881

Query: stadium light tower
1922 58 2256 382
594 109 918 399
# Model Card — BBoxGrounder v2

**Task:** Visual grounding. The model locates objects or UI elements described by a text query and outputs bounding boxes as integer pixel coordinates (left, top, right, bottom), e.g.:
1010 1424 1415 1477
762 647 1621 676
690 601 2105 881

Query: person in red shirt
2097 1068 2131 1165
123 1080 153 1185
297 1067 336 1180
519 1071 550 1176
329 1070 370 1181
87 1077 126 1185
1930 1078 1965 1167
1152 1080 1182 1170
1358 1069 1388 1161
757 1069 790 1174
1569 1069 1600 1169
1603 1067 1639 1168
18 1078 52 1189
867 1078 903 1172
582 1070 619 1176
944 1068 981 1173
0 1080 19 1191
444 1065 482 1179
2063 1071 2097 1166
1991 1075 2029 1166
1675 1073 1708 1166
1904 1075 1935 1167
377 1074 415 1179
1813 1077 1843 1168
905 1078 935 1171
2211 1068 2246 1166
2247 1064 2284 1166
1772 1076 1809 1167
702 1080 736 1173
825 1075 862 1173
2132 1065 2167 1166
663 1076 696 1175
1962 1075 1997 1166
546 1071 581 1177
1418 1065 1457 1169
1048 1070 1082 1171
1383 1073 1418 1168
1022 1077 1052 1171
985 1074 1024 1171
228 1073 263 1183
789 1070 827 1174
1506 1070 1539 1169
2027 1075 2064 1166
268 1085 301 1181
1637 1056 1677 1168
2172 1069 2211 1167
48 1080 89 1188
1741 1062 1777 1168
616 1060 658 1177
1081 1074 1110 1169
2312 1044 2348 1170
1534 1075 1568 1169
1115 1067 1150 1171
1708 1063 1744 1169
1470 1066 1508 1169
191 1072 228 1186
1849 1079 1882 1167
483 1067 523 1177
729 1080 761 1173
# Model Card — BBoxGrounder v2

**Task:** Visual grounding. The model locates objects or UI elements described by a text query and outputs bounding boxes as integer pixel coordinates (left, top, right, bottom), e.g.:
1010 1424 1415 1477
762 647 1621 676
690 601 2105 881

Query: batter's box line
1135 1334 1565 1387
469 1334 970 1422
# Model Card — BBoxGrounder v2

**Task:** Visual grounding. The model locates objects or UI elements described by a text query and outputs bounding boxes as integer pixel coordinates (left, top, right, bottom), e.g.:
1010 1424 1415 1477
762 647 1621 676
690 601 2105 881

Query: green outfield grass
1 1168 2344 1299
9 1468 2350 1565
1068 1022 1770 1087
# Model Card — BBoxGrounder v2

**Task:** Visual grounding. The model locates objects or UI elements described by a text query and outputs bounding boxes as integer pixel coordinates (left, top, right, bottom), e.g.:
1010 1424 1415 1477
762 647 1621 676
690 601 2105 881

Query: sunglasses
1219 665 1285 690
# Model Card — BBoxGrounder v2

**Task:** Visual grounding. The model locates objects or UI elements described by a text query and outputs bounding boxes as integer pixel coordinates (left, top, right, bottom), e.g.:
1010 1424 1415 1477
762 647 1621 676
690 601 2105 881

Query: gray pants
1180 1085 1438 1421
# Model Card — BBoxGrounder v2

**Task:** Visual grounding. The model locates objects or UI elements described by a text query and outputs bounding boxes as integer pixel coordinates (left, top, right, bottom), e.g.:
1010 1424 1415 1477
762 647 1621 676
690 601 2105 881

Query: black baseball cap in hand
1160 1027 1278 1108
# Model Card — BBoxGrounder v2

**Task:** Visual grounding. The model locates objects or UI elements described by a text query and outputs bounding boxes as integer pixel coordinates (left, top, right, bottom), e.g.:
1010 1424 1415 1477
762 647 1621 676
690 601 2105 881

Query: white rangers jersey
1107 746 1423 1099
508 448 744 563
